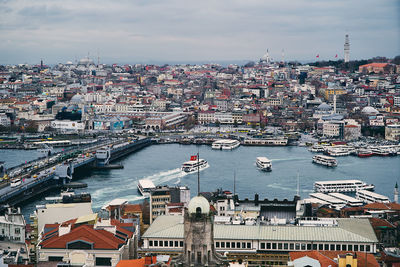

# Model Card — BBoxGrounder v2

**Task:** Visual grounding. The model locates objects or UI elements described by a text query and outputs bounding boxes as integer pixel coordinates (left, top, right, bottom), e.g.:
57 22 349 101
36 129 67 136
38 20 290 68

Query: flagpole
197 151 200 196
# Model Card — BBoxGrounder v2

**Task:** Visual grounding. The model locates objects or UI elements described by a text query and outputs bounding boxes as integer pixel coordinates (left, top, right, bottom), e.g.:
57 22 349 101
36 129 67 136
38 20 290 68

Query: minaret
394 182 398 203
344 34 350 63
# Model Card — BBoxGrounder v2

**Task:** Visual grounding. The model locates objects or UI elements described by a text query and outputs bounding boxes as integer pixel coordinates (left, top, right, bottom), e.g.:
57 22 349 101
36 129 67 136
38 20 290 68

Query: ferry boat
181 158 209 173
137 179 155 198
312 155 337 167
243 138 288 146
314 179 375 193
212 139 240 150
356 189 390 204
325 146 354 157
256 157 272 171
308 144 326 152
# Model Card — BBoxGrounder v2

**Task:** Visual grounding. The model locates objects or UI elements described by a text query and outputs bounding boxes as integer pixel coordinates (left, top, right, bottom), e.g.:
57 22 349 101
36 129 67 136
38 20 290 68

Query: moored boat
137 179 155 198
357 148 373 158
212 139 240 150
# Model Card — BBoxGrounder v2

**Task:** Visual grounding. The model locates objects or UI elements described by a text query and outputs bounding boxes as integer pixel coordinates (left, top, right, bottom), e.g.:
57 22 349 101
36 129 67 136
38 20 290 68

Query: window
325 244 329 250
348 245 353 251
301 244 306 250
247 242 251 249
330 244 335 251
15 228 20 234
48 256 64 262
272 243 277 249
307 244 312 250
216 242 220 248
312 244 317 250
149 241 153 247
354 245 358 251
180 241 183 247
95 257 112 266
237 242 241 248
366 245 371 252
221 242 225 248
232 242 235 248
154 241 158 246
295 243 300 250
284 243 288 250
360 245 364 251
261 243 265 249
290 243 294 250
336 244 341 251
267 243 271 249
169 241 173 247
319 244 323 250
342 244 347 251
278 243 282 250
159 241 163 247
175 241 178 247
226 242 230 248
242 242 246 248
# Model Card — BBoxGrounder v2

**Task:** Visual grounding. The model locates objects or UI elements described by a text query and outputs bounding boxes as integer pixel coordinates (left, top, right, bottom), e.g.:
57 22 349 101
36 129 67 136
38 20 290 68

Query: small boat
137 179 155 198
256 157 272 171
312 155 337 167
357 148 373 158
181 158 209 173
212 139 240 150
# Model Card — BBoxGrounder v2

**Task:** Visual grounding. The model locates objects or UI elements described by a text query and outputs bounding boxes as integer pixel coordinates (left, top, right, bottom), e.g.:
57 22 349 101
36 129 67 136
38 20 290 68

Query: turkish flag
190 155 197 161
316 54 319 58
335 54 338 58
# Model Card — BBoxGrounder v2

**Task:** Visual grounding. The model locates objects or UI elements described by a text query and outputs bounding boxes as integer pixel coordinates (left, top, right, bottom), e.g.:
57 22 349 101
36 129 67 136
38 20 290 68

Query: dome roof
361 106 379 115
317 102 332 111
188 196 210 215
78 57 94 66
71 94 83 103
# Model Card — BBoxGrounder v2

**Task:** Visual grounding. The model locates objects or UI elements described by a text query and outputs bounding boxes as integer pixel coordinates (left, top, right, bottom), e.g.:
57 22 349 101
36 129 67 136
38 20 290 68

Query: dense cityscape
1 0 400 266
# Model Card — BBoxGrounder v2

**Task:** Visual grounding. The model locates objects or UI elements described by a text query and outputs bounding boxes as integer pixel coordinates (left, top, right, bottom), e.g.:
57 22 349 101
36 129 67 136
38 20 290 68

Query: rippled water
1 144 399 220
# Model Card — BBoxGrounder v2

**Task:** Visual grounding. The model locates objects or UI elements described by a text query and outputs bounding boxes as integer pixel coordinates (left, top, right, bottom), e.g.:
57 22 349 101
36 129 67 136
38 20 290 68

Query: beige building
385 124 400 141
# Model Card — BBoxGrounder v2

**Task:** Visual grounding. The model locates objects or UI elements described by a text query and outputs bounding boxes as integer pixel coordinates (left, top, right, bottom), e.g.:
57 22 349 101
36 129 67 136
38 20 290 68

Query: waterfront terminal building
141 215 378 266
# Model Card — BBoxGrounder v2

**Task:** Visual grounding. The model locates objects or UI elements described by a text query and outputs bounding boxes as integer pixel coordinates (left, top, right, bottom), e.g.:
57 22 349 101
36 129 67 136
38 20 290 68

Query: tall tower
394 182 398 203
344 34 350 63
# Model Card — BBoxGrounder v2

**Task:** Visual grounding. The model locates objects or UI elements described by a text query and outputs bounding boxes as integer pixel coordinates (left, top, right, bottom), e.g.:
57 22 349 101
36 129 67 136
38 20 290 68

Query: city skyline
0 0 399 65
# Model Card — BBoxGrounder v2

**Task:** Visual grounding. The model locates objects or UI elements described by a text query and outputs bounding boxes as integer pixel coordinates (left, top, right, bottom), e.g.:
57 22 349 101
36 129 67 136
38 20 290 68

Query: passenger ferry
212 139 240 150
137 179 156 198
256 157 272 171
243 138 288 146
308 144 326 152
325 146 354 157
312 155 338 167
181 158 209 173
314 179 375 193
356 190 390 204
357 148 373 158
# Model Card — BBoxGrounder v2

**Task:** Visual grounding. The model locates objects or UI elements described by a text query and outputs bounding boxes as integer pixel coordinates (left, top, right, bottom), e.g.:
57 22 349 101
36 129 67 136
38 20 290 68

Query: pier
0 137 153 211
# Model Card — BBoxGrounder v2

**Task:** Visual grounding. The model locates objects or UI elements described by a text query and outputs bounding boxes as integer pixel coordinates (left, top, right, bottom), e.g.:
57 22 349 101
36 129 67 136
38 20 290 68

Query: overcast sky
0 0 399 65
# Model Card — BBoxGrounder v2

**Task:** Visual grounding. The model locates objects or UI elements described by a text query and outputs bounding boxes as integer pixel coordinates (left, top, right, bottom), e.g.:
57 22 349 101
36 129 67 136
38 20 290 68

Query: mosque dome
361 106 379 115
78 57 94 66
317 102 332 111
188 195 210 215
70 94 83 103
66 61 73 65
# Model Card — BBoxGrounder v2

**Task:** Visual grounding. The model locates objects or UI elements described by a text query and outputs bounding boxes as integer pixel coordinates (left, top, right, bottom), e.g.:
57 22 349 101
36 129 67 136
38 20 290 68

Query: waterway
1 144 399 220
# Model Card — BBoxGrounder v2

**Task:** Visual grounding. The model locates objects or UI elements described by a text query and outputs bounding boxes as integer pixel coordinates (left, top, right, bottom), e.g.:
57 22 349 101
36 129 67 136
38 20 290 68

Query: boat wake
144 168 188 185
266 183 312 193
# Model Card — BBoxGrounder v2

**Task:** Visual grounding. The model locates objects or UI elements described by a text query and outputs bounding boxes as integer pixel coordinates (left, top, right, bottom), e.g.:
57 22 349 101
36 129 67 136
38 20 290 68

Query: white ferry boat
312 155 337 167
314 179 375 193
308 144 326 152
356 189 390 204
181 158 209 173
137 179 155 198
256 157 272 171
212 139 240 150
325 146 354 157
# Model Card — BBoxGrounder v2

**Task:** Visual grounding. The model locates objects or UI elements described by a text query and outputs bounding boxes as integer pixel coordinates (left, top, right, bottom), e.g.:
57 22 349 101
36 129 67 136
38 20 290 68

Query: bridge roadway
0 137 153 209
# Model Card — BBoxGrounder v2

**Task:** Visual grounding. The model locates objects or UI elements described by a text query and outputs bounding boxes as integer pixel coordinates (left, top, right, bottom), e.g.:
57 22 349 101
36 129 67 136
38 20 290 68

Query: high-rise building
344 34 350 63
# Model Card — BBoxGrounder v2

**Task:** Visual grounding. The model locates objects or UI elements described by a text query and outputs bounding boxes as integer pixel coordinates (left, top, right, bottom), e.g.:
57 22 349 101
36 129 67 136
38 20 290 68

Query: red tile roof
290 251 379 267
364 202 400 211
41 225 122 249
